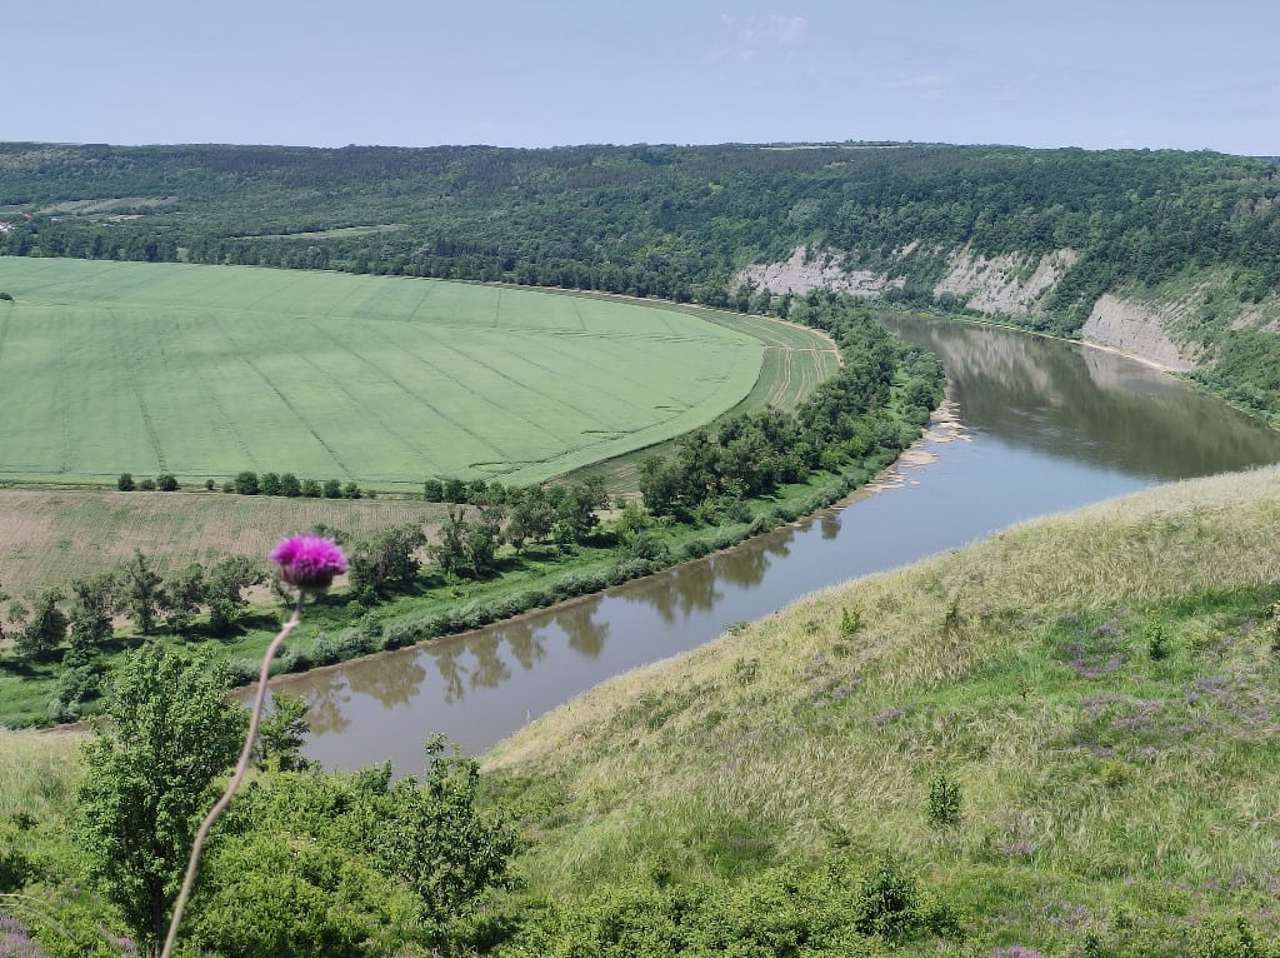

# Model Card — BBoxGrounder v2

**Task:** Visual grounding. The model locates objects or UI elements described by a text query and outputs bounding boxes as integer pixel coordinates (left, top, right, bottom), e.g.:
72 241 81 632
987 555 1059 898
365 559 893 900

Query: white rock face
1081 295 1200 372
933 246 1079 317
735 246 903 298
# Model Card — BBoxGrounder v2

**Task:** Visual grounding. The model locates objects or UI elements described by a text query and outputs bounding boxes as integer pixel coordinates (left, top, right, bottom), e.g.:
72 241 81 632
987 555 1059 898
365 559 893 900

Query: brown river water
269 315 1280 773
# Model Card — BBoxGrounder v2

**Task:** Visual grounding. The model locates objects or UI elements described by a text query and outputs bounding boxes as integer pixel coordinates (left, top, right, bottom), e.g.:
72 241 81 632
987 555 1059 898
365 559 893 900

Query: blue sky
8 0 1278 154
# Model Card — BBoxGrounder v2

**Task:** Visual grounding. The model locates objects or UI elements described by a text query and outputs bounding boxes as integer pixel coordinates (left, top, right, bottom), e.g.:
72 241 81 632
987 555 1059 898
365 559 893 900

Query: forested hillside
2 141 1279 414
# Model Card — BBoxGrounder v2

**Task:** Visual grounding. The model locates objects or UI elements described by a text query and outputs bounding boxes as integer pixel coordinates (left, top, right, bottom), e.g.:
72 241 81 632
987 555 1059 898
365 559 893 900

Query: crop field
0 258 778 489
0 489 454 593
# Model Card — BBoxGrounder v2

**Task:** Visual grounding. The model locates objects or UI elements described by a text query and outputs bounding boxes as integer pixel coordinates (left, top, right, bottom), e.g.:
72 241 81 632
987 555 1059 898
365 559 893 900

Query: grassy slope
485 467 1280 953
0 259 764 488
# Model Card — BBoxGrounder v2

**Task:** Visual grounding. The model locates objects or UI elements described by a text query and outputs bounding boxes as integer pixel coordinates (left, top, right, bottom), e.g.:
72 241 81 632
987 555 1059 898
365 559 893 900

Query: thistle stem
159 594 304 958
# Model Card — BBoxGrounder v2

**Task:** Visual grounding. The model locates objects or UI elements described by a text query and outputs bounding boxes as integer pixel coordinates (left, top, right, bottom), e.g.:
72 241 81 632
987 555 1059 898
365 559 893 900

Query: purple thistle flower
270 535 347 593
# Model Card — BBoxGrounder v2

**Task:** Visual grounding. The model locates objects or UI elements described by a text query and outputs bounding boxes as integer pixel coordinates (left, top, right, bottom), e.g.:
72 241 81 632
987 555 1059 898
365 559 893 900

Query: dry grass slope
487 466 1280 951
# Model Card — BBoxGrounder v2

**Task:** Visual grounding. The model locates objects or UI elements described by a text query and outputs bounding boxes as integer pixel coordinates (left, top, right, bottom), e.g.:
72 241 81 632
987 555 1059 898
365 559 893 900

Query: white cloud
710 14 810 63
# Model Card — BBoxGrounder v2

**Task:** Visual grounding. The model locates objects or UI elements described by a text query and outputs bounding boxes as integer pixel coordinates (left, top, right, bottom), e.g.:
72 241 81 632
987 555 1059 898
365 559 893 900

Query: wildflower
269 535 347 593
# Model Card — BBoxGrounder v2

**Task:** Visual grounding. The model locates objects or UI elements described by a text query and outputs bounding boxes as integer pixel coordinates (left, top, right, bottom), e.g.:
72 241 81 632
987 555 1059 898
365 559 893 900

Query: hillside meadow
482 466 1280 954
0 258 832 489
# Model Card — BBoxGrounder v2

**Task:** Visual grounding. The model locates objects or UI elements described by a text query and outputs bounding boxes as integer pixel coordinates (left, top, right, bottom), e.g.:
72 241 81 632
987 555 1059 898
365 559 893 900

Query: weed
926 773 963 828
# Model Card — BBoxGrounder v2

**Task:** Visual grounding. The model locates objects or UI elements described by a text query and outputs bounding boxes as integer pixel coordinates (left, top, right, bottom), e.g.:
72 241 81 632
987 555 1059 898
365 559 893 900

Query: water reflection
270 314 1280 773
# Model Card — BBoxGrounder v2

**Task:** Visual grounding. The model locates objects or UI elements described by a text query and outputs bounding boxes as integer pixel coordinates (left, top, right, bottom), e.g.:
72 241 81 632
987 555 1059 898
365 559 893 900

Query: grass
0 257 791 490
0 488 454 594
481 465 1280 953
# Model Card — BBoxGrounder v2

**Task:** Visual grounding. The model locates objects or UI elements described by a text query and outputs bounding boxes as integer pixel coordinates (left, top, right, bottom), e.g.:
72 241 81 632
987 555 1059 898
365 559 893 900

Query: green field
0 258 799 489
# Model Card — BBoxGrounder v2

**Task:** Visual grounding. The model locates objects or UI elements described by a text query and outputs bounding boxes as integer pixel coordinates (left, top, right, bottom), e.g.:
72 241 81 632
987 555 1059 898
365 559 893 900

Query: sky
7 0 1278 154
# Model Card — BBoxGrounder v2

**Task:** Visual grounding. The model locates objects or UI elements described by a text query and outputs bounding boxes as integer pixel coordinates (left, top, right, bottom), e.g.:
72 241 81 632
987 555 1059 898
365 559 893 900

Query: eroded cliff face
735 246 904 297
1081 295 1201 371
932 246 1078 316
734 244 1280 371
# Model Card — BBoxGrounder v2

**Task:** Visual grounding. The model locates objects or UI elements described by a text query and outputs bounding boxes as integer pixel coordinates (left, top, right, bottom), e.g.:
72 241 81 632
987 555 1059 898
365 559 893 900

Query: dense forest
1 141 1277 323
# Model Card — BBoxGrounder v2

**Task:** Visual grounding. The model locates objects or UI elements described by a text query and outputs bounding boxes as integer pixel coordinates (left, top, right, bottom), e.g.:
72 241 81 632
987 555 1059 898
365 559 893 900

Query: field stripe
107 308 168 471
209 313 355 477
299 318 519 464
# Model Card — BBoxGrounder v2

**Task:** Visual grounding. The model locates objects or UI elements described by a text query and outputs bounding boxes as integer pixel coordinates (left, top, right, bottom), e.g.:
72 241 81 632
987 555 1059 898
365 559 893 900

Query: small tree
349 524 427 600
156 474 179 492
233 471 259 496
423 478 444 502
117 472 136 492
13 588 68 660
322 479 343 499
203 479 215 491
77 646 244 957
301 478 322 498
67 574 116 652
279 473 302 497
254 694 312 771
117 550 164 634
160 564 206 633
464 506 505 576
507 488 555 552
206 556 264 634
442 478 467 503
342 481 362 500
259 472 282 496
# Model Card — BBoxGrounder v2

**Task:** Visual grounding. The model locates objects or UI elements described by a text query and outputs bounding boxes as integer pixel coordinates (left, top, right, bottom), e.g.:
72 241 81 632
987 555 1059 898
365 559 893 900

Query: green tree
254 694 312 771
117 472 135 492
507 487 555 552
259 471 282 496
323 478 343 499
349 525 427 600
117 550 164 634
422 478 444 502
373 736 520 939
76 646 244 958
156 473 179 492
160 563 206 633
67 573 115 652
233 471 260 495
206 556 264 634
279 472 302 497
13 588 68 660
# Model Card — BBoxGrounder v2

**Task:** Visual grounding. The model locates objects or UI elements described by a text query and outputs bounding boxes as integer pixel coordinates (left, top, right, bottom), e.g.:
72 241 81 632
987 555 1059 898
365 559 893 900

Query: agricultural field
0 257 793 490
0 488 454 593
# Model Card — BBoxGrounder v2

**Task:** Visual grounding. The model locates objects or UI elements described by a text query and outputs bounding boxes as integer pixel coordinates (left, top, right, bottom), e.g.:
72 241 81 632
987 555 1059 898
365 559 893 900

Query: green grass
482 466 1280 953
0 258 774 490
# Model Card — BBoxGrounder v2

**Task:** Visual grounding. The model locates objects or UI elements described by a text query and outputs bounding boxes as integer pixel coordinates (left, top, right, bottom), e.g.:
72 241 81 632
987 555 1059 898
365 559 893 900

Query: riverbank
480 464 1280 954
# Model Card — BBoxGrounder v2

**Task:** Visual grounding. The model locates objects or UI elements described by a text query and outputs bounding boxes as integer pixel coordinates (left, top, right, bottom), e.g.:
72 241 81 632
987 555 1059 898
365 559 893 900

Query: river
276 315 1280 773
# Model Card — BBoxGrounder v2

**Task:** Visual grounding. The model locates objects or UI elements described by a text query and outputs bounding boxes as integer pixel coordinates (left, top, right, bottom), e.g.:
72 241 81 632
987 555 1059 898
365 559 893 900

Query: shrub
221 480 235 493
301 478 322 497
423 478 444 502
0 291 13 302
840 606 863 639
280 472 302 497
854 857 922 939
926 774 962 828
138 477 157 491
323 478 343 499
342 480 362 499
259 471 282 496
117 472 135 491
204 478 215 490
156 473 179 491
1146 621 1171 661
233 471 260 495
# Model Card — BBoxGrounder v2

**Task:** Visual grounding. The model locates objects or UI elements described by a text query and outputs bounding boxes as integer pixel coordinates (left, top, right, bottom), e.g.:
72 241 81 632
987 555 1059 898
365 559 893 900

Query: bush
301 478 322 498
854 857 922 939
156 473 179 491
926 774 962 828
233 471 260 495
342 480 362 499
1146 621 1171 661
423 478 444 502
117 472 135 491
259 472 282 496
138 477 157 491
204 478 215 491
0 291 12 302
323 478 343 499
280 472 302 497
